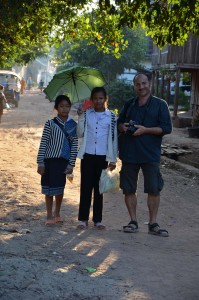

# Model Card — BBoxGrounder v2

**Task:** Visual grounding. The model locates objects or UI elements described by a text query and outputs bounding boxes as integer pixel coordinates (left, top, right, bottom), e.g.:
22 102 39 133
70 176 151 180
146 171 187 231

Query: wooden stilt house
151 34 199 126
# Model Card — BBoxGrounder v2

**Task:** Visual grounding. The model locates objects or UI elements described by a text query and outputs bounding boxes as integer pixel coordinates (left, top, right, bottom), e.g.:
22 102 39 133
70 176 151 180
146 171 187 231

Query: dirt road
0 90 199 300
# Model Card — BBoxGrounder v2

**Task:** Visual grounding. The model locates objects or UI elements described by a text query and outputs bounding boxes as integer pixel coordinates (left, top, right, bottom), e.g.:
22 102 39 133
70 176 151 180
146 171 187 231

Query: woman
77 87 118 230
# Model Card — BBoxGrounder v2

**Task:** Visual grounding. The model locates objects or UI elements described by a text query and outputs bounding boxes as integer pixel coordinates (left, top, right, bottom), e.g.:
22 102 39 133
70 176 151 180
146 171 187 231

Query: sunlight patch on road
121 290 149 299
92 250 118 277
0 234 16 242
55 264 76 273
86 247 99 257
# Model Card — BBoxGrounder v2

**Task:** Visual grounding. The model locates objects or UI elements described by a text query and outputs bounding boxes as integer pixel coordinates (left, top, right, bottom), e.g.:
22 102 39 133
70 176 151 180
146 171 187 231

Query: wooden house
151 35 199 125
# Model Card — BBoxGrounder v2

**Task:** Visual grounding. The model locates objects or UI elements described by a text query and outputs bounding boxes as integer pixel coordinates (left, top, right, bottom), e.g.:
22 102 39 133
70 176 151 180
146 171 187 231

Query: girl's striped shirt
37 116 78 167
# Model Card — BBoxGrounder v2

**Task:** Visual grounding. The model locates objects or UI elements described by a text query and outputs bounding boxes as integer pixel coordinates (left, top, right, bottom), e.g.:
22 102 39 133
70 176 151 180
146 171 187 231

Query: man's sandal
123 220 138 233
148 223 169 237
77 221 88 229
94 222 106 230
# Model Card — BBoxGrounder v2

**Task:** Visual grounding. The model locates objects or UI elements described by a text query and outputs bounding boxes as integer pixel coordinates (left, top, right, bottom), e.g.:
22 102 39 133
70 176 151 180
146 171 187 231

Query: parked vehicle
0 70 21 107
170 82 191 97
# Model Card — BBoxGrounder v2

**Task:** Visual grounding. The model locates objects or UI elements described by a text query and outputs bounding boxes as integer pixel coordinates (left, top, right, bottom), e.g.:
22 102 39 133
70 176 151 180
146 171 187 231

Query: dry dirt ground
0 90 199 300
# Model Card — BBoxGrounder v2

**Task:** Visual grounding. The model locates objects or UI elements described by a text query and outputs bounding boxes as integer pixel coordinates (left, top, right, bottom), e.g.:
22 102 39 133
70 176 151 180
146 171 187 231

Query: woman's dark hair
90 87 107 100
54 95 71 109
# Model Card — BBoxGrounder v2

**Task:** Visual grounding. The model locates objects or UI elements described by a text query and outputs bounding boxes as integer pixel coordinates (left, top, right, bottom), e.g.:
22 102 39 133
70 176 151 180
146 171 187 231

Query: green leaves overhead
54 27 147 83
0 0 199 67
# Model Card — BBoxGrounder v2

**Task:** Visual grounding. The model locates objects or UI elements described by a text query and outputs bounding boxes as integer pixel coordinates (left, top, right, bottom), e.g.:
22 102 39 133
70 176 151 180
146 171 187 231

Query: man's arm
133 125 163 136
133 100 172 136
118 122 129 133
117 100 134 133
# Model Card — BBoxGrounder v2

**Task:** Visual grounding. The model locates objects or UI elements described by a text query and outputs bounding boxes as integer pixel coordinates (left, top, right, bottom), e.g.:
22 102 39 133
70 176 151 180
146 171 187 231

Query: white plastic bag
99 168 120 194
5 102 11 110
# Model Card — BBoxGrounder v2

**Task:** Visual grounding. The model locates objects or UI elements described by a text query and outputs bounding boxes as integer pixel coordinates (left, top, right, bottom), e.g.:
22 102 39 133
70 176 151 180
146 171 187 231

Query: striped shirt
37 116 78 167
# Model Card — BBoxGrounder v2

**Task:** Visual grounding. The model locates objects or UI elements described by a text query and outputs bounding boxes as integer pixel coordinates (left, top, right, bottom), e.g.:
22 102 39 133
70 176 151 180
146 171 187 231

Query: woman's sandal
123 220 138 233
148 223 169 237
77 221 88 229
94 222 106 230
54 216 63 224
45 219 55 226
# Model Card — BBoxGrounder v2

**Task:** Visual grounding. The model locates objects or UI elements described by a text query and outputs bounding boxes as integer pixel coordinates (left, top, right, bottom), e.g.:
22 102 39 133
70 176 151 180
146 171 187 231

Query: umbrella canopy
43 66 107 102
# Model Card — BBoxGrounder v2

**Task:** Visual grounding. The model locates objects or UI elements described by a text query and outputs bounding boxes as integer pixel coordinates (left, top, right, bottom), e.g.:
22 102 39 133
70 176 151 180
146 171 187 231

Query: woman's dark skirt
41 158 68 196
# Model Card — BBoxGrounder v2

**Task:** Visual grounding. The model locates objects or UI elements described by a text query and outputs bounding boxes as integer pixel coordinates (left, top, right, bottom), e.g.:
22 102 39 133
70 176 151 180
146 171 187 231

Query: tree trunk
160 74 165 99
155 70 159 97
166 77 171 105
190 70 199 114
173 69 180 117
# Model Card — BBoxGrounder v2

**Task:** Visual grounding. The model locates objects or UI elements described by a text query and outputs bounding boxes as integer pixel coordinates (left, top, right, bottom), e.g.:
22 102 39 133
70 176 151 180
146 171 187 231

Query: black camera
126 120 137 134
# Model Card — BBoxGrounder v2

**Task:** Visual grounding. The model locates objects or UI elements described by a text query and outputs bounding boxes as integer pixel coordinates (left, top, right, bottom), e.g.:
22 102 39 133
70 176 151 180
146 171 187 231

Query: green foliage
107 79 136 111
178 90 190 111
182 72 191 85
0 1 199 67
110 108 119 117
54 27 147 83
0 0 51 67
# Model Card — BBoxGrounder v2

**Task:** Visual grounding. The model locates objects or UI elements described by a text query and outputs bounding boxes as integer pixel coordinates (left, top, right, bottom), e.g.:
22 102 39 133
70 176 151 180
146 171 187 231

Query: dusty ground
0 90 199 300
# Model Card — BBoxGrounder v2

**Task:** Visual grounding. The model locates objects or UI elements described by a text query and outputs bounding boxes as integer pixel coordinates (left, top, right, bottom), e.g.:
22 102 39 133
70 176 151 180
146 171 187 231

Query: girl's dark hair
90 87 107 100
54 95 71 109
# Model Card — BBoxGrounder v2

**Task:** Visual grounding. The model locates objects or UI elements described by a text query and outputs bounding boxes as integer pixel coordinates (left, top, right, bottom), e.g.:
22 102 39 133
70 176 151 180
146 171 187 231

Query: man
117 73 172 237
39 79 44 94
27 77 32 90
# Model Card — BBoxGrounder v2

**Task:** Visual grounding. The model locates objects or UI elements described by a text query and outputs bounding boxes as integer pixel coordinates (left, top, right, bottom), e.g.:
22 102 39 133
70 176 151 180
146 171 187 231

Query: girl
77 87 118 229
37 95 78 225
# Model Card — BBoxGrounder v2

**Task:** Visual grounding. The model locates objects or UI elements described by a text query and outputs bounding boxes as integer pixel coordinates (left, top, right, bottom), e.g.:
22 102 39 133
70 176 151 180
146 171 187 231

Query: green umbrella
43 66 107 102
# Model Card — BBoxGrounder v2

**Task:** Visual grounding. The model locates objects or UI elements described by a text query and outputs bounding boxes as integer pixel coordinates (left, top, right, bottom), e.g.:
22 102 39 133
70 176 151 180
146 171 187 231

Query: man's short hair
133 72 152 84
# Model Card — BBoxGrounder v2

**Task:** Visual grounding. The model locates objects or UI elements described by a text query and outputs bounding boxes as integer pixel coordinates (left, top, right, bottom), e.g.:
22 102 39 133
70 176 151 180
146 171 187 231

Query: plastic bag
99 168 120 194
66 173 74 183
5 102 11 110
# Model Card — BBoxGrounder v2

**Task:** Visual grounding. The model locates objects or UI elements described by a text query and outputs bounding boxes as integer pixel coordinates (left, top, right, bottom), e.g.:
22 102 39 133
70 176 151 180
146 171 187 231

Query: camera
126 120 137 134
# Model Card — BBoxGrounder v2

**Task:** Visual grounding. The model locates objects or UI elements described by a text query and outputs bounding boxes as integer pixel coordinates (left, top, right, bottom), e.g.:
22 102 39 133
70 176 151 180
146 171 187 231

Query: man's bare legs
125 193 160 223
123 193 138 232
147 193 169 236
124 193 137 221
124 192 168 235
147 193 160 224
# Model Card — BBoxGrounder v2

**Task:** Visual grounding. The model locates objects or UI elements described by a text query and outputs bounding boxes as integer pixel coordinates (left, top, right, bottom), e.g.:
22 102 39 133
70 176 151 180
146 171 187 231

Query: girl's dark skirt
41 158 68 196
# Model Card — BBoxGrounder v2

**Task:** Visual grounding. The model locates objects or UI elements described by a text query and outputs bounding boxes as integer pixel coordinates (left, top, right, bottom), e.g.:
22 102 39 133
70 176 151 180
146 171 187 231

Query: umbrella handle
72 74 80 102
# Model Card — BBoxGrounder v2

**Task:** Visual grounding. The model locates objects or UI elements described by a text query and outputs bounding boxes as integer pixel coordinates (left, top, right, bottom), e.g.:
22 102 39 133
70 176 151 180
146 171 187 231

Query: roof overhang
0 70 21 79
151 63 199 72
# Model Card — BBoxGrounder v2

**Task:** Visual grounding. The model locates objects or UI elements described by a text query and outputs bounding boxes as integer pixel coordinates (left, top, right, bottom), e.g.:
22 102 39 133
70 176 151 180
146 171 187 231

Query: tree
0 1 51 67
0 1 199 67
54 27 147 83
108 79 136 111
